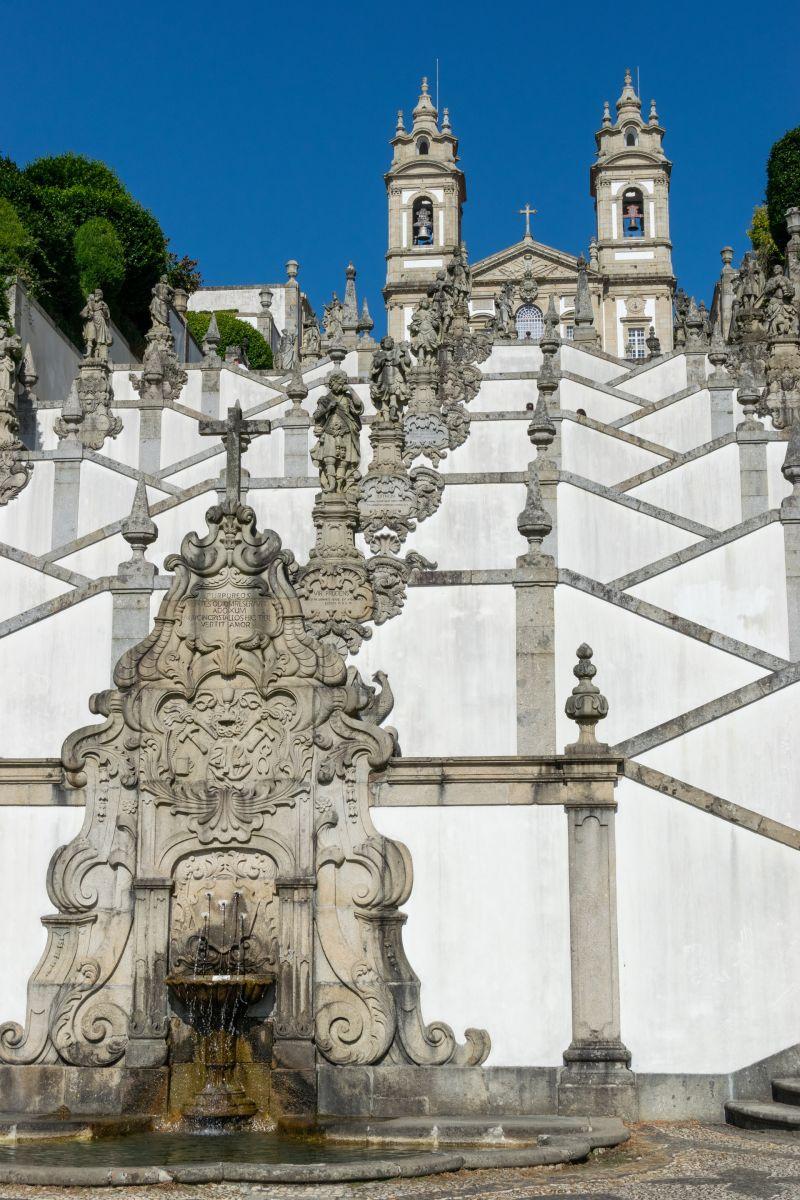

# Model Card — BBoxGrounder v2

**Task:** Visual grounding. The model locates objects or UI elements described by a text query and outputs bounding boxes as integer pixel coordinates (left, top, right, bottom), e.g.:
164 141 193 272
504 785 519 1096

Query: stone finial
527 392 556 453
286 359 309 409
202 312 222 364
588 236 599 271
412 76 438 130
602 100 612 128
259 286 273 312
572 255 600 347
342 262 359 335
441 107 452 132
396 108 405 134
721 246 734 268
121 478 158 560
564 644 609 753
285 259 299 281
646 326 661 359
616 67 641 116
358 297 374 335
540 293 561 354
172 288 188 317
517 460 552 564
648 98 659 126
328 342 347 367
57 383 84 445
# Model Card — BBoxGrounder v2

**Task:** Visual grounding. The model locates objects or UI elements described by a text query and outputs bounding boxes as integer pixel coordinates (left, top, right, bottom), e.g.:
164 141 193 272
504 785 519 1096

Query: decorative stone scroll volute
0 491 488 1087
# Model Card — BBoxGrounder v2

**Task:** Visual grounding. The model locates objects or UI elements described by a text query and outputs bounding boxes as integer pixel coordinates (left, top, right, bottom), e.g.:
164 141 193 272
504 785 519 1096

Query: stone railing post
110 480 157 675
735 378 770 519
707 324 735 438
283 364 311 478
514 393 557 753
780 424 800 660
557 645 636 1119
51 387 83 549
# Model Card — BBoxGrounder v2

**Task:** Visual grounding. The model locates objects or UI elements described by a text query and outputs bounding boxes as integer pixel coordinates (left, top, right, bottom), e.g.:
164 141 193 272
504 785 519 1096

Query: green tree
0 152 170 345
185 310 273 369
166 251 202 294
766 127 800 252
0 196 39 285
748 204 780 274
73 216 125 298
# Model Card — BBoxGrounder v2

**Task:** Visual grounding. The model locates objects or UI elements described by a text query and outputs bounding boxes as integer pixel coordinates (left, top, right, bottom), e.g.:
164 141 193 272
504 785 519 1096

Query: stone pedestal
110 561 156 676
708 381 735 439
283 406 311 478
138 406 162 474
51 443 82 549
685 350 708 388
736 425 770 519
558 762 636 1119
200 366 220 418
513 562 557 755
539 457 558 561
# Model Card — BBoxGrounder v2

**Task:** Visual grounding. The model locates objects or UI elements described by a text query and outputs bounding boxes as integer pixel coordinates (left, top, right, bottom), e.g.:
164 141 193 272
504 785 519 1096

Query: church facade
384 74 675 359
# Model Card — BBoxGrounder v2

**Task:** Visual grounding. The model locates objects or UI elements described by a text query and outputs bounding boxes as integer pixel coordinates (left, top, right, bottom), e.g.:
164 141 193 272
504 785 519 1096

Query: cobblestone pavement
2 1122 800 1200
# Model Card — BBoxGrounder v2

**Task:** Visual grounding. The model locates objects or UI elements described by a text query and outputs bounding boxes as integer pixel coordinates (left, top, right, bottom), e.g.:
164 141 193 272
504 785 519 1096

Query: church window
564 324 575 341
622 188 645 237
417 138 429 155
515 303 544 341
627 327 646 359
412 196 434 246
624 126 638 147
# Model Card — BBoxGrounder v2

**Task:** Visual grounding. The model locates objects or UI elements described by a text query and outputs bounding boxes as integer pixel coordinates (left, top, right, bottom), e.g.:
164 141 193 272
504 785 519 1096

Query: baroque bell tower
590 70 675 356
383 78 466 341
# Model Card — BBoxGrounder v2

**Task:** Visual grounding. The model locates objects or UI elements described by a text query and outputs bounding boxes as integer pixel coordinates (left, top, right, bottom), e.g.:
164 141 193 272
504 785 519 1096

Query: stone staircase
726 1078 800 1130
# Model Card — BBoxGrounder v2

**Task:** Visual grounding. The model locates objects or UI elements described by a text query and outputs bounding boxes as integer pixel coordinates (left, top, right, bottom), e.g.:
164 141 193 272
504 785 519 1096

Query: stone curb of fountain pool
0 1139 625 1186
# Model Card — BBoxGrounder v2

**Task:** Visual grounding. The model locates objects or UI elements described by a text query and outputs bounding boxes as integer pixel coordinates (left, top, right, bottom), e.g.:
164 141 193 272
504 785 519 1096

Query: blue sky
4 0 798 327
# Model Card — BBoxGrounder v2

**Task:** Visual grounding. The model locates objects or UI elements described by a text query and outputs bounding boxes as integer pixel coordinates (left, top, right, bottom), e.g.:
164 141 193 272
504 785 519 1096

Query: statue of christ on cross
199 402 272 506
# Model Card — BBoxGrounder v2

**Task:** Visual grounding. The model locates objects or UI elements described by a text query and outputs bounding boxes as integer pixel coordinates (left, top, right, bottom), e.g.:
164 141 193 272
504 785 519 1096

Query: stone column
51 390 83 549
780 424 800 660
138 406 162 475
736 380 770 519
110 480 157 675
285 260 301 353
257 286 276 350
515 391 558 754
707 325 735 439
200 313 223 418
283 365 311 478
125 876 172 1067
557 646 636 1119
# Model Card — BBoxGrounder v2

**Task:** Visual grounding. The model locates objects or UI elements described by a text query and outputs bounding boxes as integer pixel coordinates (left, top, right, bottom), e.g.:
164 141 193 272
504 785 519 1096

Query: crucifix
519 202 537 240
199 401 271 505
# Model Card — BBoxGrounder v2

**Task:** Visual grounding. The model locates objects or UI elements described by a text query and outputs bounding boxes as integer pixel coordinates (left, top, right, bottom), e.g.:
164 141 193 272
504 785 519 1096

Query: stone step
725 1100 800 1131
772 1078 800 1106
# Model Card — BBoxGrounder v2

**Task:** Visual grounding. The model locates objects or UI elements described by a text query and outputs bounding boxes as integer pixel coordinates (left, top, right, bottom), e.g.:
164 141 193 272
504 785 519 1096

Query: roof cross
199 401 272 506
519 202 537 240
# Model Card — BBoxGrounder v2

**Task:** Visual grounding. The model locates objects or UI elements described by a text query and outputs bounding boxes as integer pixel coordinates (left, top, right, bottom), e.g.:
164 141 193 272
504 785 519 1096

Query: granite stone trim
562 410 676 461
624 760 800 850
613 663 800 759
0 576 112 640
0 539 90 587
559 568 788 672
561 370 650 408
559 471 716 537
615 433 737 493
83 451 182 497
611 383 702 430
607 346 685 383
608 509 781 591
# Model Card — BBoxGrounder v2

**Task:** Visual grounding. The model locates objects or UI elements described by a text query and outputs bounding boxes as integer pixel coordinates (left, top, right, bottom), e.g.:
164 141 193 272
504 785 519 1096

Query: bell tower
383 78 466 342
590 70 675 356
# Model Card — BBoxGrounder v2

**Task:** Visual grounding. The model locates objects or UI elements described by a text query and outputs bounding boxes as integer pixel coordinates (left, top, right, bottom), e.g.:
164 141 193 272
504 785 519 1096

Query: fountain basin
166 972 275 1121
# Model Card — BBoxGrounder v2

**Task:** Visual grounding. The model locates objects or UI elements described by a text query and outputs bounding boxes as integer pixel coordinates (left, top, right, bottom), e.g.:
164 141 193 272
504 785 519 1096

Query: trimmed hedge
186 310 273 370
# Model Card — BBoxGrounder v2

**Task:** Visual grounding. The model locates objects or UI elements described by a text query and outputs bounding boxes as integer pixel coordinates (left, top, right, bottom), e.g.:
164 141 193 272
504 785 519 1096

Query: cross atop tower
519 203 537 240
199 402 272 506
